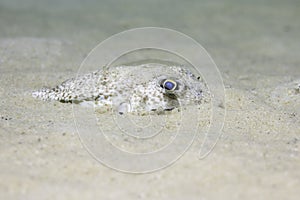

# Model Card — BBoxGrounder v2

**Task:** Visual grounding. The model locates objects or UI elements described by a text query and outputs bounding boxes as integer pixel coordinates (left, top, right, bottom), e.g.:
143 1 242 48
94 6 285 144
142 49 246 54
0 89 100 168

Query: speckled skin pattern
32 64 206 114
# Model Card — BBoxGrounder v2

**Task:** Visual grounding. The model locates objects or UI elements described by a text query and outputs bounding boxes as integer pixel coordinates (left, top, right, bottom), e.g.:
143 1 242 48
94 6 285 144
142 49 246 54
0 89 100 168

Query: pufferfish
32 64 207 114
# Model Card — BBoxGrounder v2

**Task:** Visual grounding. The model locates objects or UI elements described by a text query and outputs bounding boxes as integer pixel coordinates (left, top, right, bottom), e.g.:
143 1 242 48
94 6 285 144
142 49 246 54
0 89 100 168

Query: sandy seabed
0 0 300 200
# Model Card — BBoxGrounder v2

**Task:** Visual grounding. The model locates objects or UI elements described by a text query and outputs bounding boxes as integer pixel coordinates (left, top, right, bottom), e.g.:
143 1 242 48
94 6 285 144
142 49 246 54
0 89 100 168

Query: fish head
155 66 205 105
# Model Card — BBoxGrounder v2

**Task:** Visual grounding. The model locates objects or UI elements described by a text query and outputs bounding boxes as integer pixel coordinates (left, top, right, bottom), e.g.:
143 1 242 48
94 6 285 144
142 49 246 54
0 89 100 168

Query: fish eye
162 79 177 91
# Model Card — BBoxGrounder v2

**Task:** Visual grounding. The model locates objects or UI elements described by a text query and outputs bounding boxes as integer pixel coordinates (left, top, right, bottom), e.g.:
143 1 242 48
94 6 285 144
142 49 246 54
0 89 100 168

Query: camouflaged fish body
32 64 206 114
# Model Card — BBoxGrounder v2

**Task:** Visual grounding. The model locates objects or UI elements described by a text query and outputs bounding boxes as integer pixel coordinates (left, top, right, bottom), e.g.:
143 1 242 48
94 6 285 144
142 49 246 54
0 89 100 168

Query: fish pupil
164 81 175 90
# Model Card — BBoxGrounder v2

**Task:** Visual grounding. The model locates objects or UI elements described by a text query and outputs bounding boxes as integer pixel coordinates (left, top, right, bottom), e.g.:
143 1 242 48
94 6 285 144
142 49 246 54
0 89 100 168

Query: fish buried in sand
32 64 207 114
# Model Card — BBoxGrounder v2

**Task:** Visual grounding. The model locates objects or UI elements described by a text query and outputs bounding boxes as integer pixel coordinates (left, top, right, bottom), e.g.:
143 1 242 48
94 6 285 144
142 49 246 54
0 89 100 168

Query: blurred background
0 0 299 200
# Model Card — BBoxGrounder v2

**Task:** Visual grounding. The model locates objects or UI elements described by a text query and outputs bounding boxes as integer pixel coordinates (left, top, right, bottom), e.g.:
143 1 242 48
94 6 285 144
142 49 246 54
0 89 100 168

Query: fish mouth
164 93 178 100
